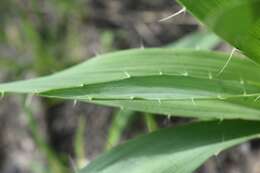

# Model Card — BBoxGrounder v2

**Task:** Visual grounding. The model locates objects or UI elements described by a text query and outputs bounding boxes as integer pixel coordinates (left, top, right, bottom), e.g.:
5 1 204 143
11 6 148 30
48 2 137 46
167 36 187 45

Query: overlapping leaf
1 49 260 119
177 0 260 63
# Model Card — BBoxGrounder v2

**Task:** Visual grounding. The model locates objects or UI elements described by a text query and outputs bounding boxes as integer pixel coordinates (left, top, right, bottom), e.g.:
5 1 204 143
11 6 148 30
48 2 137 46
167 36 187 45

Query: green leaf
104 32 220 150
177 0 260 63
92 96 260 120
144 113 158 132
1 49 260 120
79 120 260 173
106 110 135 150
0 49 260 93
41 74 260 119
168 31 221 50
74 116 87 168
42 75 260 100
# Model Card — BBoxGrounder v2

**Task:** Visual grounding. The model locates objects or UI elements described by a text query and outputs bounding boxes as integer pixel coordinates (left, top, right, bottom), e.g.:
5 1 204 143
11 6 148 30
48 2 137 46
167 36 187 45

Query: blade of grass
40 74 260 120
79 120 260 173
2 49 260 120
1 49 260 93
106 110 135 150
74 115 87 169
144 113 158 132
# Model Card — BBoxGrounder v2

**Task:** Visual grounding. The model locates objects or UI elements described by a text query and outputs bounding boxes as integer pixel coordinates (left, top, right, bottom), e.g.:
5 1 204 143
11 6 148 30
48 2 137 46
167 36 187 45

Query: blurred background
1 0 260 173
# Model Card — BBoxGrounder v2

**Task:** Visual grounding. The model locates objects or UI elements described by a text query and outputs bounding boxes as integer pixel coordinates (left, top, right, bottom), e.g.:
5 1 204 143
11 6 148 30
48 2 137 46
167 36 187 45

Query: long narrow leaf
106 110 134 150
1 49 260 120
1 49 260 93
79 120 260 173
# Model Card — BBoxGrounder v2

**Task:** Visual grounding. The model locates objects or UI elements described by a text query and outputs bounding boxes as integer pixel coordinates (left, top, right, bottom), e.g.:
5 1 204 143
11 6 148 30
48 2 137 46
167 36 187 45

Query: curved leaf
41 75 260 120
1 49 260 120
177 0 260 63
91 97 260 120
1 49 260 93
79 120 260 173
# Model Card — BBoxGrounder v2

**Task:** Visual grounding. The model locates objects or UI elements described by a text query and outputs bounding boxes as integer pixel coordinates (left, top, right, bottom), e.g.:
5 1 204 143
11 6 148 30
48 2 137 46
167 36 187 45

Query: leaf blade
79 120 260 173
2 49 260 120
1 49 260 93
177 0 260 63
